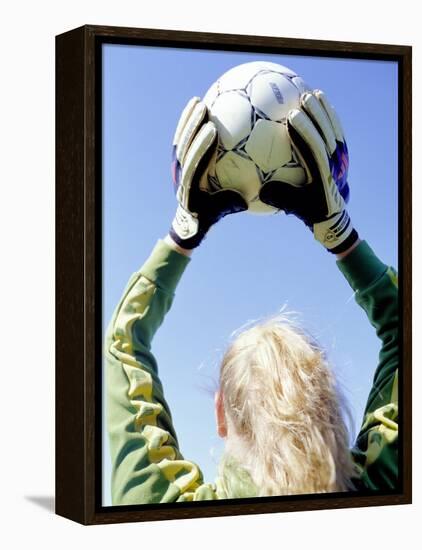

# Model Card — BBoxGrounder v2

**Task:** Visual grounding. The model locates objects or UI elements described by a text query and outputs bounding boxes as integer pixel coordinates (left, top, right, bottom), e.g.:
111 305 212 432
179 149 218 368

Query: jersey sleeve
105 240 218 505
336 241 399 490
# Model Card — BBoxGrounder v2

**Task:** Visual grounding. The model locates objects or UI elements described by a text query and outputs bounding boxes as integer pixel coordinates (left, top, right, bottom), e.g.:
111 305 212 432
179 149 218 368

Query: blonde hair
218 314 356 496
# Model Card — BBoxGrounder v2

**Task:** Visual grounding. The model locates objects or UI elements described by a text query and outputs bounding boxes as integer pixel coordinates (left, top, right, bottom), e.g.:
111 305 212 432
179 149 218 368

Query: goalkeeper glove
169 97 247 249
259 90 358 254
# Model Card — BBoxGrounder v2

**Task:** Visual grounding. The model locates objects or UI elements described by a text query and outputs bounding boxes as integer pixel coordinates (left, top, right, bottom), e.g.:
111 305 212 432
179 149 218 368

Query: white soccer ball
202 61 311 214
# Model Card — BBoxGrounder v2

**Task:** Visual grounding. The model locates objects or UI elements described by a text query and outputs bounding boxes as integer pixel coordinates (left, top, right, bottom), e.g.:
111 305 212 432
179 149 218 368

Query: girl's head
215 315 356 496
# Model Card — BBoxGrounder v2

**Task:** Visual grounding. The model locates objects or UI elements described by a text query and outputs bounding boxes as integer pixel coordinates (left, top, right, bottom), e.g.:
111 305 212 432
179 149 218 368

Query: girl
105 92 398 504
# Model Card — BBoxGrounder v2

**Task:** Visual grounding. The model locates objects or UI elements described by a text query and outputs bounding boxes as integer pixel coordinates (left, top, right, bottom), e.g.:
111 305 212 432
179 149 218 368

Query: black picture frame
56 24 412 525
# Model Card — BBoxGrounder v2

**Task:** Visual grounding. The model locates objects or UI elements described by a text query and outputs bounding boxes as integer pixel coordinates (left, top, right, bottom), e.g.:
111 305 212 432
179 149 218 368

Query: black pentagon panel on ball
256 166 278 183
216 143 227 162
233 145 253 161
252 105 272 124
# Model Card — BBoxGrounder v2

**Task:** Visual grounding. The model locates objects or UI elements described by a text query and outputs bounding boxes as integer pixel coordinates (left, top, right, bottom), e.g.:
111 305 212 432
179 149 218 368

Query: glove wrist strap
327 228 359 254
170 205 206 249
313 210 358 254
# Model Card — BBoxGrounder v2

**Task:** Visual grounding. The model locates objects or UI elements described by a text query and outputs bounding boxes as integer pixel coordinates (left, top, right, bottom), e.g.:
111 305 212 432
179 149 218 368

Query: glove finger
312 90 350 204
180 121 217 209
259 179 306 213
314 90 345 143
288 109 331 183
288 111 344 219
173 96 200 147
210 189 248 218
301 92 337 155
175 100 208 166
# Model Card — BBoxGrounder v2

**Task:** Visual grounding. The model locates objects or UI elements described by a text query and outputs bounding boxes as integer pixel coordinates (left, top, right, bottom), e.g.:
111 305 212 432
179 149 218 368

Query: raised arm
105 97 247 505
105 239 196 505
336 240 398 490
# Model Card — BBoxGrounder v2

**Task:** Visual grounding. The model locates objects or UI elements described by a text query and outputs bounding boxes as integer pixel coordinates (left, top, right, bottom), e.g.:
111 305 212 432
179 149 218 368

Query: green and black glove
260 90 358 254
170 97 247 249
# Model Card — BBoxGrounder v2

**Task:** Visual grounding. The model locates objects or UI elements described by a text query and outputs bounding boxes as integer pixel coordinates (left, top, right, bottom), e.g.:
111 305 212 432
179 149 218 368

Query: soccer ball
201 61 311 214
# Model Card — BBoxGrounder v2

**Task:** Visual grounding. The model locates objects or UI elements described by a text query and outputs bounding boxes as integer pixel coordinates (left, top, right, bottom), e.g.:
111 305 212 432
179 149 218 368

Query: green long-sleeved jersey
105 240 399 505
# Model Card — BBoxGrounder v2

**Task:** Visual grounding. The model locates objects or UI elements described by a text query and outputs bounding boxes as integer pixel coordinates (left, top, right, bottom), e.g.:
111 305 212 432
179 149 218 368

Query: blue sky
102 44 398 506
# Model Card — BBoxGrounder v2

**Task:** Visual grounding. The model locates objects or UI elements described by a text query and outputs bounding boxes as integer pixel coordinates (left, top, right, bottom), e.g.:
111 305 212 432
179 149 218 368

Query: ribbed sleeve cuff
336 240 388 292
139 239 191 293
